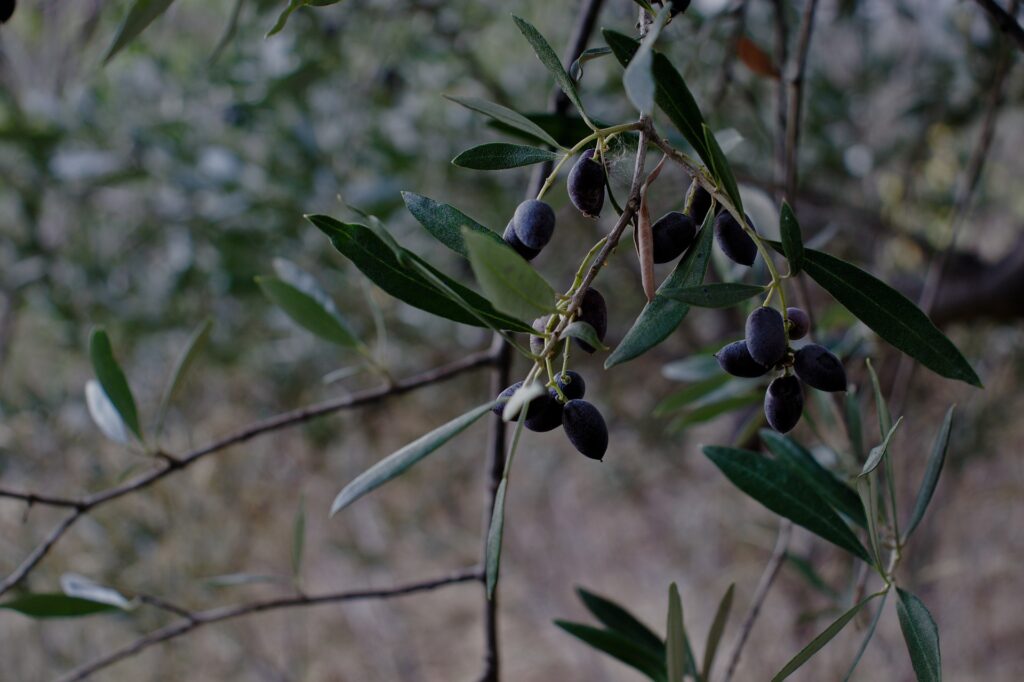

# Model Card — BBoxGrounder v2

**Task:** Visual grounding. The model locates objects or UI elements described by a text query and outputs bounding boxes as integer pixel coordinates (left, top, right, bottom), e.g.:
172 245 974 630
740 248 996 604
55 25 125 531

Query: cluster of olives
493 370 608 460
716 305 847 433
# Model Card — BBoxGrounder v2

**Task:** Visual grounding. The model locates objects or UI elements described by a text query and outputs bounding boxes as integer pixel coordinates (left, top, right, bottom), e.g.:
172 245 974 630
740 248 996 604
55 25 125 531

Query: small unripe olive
567 149 605 218
651 211 697 264
764 375 803 433
745 307 787 368
714 212 758 266
574 288 608 353
793 344 847 392
562 399 608 460
513 199 556 250
715 340 769 378
502 221 541 261
556 370 586 400
525 388 564 432
786 307 810 340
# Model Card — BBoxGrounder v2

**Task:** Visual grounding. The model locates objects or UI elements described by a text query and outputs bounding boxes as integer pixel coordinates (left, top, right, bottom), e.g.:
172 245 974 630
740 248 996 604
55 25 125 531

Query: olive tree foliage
0 0 1017 679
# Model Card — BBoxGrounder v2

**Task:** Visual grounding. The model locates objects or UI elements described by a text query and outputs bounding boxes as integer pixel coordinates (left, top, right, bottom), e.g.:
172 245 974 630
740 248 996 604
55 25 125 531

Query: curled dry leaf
637 155 668 302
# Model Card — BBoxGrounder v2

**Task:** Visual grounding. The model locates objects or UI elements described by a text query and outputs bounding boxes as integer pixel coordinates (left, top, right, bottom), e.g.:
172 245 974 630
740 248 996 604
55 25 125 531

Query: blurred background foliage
1 0 1023 679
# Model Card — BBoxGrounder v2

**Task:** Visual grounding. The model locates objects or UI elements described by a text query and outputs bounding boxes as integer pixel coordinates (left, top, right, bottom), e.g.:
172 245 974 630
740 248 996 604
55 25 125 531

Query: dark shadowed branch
973 0 1024 53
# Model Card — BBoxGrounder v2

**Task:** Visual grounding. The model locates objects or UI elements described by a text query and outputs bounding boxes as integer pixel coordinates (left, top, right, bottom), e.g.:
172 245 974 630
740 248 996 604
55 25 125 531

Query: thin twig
973 0 1024 53
720 520 793 682
479 4 607 679
0 349 496 597
57 568 482 682
784 0 819 202
889 0 1018 415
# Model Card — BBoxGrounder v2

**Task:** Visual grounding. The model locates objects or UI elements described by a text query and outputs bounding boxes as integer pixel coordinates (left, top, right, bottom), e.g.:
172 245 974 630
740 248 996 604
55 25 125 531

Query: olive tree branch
57 567 483 682
0 348 497 597
972 0 1024 53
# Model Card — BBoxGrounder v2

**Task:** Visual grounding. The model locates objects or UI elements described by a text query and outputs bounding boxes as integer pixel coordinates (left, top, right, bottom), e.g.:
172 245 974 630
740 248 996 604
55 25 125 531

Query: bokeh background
2 0 1023 679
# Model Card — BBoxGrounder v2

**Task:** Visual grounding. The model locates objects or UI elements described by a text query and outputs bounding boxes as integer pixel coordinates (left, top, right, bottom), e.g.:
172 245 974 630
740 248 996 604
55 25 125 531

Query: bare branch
973 0 1024 53
0 349 496 597
720 520 793 682
784 0 820 202
57 568 482 682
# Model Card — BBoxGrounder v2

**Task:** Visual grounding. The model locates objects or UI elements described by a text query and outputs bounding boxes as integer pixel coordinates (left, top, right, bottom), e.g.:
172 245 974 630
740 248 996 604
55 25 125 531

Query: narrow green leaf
703 446 871 561
904 406 954 541
258 277 359 348
760 430 866 528
463 229 557 321
563 321 609 352
291 497 306 579
555 621 668 682
866 358 892 438
89 328 142 441
653 374 731 417
896 588 942 682
603 30 709 164
60 574 133 610
0 594 122 619
487 111 595 148
771 592 881 681
85 380 131 444
859 416 904 477
801 251 981 387
857 473 884 570
702 583 735 681
845 388 865 462
666 583 686 682
444 96 562 148
486 417 526 599
843 589 889 681
570 46 613 80
623 6 670 115
660 283 764 308
155 318 212 436
703 124 744 217
267 0 341 37
512 16 591 126
329 402 493 515
103 0 176 65
606 210 715 367
576 588 665 656
311 216 531 332
453 143 559 170
780 202 804 274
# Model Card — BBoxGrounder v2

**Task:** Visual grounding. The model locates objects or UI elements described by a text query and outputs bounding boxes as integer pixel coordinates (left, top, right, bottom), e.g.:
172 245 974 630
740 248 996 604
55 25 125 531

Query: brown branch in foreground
57 568 482 682
0 349 496 597
973 0 1024 53
720 520 793 682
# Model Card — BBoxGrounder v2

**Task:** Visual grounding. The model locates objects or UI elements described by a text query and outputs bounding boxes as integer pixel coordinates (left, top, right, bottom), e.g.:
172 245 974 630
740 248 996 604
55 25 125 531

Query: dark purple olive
562 399 608 460
502 221 541 261
686 182 713 225
714 212 757 266
715 340 770 378
525 388 564 432
793 344 847 392
651 212 697 264
513 199 556 250
492 381 546 420
786 307 810 340
764 376 803 433
745 307 787 368
567 149 605 218
556 370 586 400
0 0 14 23
574 288 608 354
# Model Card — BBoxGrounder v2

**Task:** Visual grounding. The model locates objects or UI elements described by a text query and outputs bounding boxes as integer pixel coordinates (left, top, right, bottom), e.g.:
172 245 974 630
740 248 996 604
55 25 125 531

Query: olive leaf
0 594 123 619
704 446 871 561
780 201 804 274
606 210 715 368
103 0 177 65
859 416 904 477
896 588 942 682
444 96 562 148
904 406 954 542
89 328 142 442
576 588 665 655
512 16 592 127
660 283 764 308
666 583 687 682
401 192 502 258
257 273 360 349
623 6 671 116
330 402 494 516
702 583 735 680
453 143 559 170
555 621 668 682
463 228 557 322
703 123 744 217
563 321 609 352
154 318 212 437
267 0 342 37
570 47 613 81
